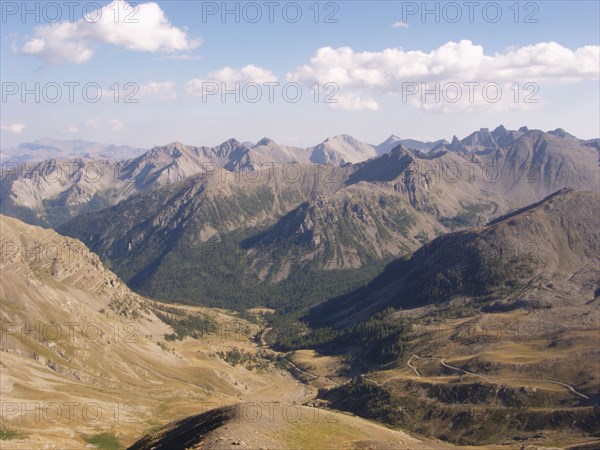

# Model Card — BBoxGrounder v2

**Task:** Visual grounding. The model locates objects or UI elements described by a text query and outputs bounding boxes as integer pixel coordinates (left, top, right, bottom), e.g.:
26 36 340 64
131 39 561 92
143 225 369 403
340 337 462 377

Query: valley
52 128 599 314
0 215 464 449
3 0 599 446
0 126 598 449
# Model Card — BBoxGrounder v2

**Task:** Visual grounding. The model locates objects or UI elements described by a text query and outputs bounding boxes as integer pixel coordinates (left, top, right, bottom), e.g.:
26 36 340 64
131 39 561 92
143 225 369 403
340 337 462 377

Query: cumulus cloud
21 0 200 64
330 93 380 111
85 120 99 129
63 126 79 133
289 41 599 87
108 119 123 131
1 123 26 134
286 40 599 111
139 81 177 100
185 65 278 96
392 21 409 28
209 65 278 84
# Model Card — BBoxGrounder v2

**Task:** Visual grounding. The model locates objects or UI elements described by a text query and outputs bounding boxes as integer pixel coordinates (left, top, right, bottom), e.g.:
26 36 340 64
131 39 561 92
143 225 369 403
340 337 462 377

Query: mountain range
2 125 599 449
0 214 461 449
4 126 597 228
309 188 600 327
53 127 599 313
274 188 600 446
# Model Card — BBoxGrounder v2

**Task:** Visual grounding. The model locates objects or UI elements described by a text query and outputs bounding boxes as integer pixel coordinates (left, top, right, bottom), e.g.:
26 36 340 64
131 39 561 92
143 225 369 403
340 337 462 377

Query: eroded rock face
55 129 598 307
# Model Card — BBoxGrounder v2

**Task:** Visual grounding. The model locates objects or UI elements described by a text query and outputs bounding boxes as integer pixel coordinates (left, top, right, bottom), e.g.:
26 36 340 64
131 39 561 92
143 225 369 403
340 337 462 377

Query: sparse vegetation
152 308 217 340
0 428 26 440
82 433 123 449
271 308 412 366
216 347 286 371
440 202 494 230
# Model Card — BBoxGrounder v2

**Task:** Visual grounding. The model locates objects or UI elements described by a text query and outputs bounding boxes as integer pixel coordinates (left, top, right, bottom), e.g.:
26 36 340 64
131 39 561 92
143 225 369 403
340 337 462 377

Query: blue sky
1 1 599 149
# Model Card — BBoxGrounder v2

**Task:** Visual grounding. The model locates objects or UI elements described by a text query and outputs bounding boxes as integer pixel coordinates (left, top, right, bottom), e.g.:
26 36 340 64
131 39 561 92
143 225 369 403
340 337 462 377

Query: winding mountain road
405 354 589 400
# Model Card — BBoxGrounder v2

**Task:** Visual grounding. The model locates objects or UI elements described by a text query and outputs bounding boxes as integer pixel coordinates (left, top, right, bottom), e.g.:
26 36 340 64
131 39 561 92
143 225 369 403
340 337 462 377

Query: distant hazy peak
221 137 244 146
548 128 577 139
492 124 508 135
255 137 277 147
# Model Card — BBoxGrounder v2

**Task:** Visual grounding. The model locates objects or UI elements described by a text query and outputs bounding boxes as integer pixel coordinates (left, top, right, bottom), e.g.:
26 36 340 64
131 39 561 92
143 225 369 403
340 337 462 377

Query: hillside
56 128 599 312
377 135 447 154
309 189 599 326
308 134 377 164
0 215 318 448
127 403 456 450
3 127 597 229
0 139 254 227
0 135 377 228
267 190 600 447
57 146 506 311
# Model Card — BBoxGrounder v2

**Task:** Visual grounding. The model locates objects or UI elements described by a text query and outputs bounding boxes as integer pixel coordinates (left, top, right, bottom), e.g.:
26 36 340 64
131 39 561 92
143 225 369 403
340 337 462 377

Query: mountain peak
548 128 576 139
388 143 414 157
310 134 377 164
492 124 508 136
256 137 277 147
383 134 402 142
223 137 243 146
329 134 358 143
164 141 187 149
150 141 188 158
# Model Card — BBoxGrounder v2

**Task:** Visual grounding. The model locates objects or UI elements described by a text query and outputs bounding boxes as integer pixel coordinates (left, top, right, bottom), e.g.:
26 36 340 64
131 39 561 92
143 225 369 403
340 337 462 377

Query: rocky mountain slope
0 139 254 227
270 189 599 447
0 214 472 449
309 189 600 326
3 127 597 229
308 134 377 164
0 135 377 228
56 145 505 310
0 215 319 448
376 135 445 154
56 127 598 311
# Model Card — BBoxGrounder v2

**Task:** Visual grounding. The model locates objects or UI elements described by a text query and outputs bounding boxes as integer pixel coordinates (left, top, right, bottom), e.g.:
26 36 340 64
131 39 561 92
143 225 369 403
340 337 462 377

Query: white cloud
139 81 177 99
63 126 79 133
329 93 380 111
392 21 408 28
184 80 207 97
1 123 26 134
403 81 542 112
288 41 600 88
108 119 123 131
185 65 278 97
209 65 278 84
287 40 599 111
85 120 99 129
21 1 200 64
